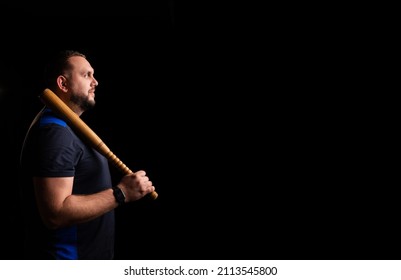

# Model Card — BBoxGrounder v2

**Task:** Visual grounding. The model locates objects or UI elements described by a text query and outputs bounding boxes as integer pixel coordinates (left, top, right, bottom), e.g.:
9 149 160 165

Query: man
19 50 155 259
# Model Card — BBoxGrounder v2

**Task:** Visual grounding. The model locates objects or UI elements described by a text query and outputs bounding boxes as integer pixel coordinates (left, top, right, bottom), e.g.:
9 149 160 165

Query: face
64 56 98 112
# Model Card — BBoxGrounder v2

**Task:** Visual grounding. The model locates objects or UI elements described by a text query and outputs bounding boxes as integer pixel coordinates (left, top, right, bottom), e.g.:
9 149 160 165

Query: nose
92 77 99 87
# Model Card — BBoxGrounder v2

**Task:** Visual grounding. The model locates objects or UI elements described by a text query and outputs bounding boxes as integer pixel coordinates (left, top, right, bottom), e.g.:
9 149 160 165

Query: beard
70 92 95 111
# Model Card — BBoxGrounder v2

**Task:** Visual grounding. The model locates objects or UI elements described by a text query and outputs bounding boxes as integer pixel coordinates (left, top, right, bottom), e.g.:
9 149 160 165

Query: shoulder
38 108 67 128
33 109 77 145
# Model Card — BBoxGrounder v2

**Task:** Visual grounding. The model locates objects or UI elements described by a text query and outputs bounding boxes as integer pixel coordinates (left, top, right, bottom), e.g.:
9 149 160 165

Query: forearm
44 188 118 229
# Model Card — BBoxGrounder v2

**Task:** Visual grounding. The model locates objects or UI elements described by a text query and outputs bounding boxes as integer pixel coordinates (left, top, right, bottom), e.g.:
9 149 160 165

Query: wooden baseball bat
39 88 158 200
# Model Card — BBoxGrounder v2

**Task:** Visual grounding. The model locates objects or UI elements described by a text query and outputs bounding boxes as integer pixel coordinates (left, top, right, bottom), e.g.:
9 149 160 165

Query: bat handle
102 147 158 200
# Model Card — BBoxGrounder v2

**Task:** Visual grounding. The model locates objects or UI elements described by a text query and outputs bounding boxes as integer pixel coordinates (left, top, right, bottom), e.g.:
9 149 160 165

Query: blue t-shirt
20 108 115 259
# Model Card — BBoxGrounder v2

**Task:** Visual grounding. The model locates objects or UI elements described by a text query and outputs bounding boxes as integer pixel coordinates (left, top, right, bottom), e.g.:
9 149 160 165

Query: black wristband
112 186 126 205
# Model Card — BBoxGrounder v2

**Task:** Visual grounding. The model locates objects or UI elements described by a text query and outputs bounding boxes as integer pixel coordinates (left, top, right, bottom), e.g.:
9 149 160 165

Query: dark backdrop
1 3 269 260
1 3 395 261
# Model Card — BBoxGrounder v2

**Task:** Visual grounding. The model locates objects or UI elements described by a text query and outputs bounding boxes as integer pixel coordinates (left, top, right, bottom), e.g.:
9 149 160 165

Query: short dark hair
44 50 86 89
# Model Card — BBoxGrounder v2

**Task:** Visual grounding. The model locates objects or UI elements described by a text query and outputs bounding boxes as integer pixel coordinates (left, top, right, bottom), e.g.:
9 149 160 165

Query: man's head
44 50 86 90
44 50 98 115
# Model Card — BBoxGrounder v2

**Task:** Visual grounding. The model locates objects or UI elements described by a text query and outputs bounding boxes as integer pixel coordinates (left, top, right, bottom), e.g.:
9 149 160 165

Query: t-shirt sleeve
33 125 82 177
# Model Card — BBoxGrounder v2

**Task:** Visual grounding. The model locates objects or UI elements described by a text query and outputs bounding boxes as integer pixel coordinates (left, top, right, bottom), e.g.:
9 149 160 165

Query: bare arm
33 170 155 230
33 177 117 229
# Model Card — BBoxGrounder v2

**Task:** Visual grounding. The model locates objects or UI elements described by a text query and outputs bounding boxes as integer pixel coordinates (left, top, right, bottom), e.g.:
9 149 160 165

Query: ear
57 75 68 92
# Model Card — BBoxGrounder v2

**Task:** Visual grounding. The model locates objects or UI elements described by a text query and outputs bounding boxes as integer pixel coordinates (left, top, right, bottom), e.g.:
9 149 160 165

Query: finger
135 170 146 177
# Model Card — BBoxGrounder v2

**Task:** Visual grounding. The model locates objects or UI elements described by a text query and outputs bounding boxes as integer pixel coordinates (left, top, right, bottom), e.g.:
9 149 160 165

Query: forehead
68 56 93 72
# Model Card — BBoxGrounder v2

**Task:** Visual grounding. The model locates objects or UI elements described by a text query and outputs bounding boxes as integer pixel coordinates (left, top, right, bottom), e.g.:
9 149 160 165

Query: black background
0 2 397 260
1 2 271 260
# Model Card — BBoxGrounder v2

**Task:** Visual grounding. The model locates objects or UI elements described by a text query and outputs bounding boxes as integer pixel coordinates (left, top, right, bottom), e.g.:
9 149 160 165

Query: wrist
112 185 126 205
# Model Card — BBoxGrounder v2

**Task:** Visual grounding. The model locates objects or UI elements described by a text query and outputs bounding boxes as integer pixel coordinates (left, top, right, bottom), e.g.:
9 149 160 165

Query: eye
85 72 94 78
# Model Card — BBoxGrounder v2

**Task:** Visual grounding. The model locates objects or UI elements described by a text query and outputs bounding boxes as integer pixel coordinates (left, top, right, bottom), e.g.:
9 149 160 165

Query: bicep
33 176 74 218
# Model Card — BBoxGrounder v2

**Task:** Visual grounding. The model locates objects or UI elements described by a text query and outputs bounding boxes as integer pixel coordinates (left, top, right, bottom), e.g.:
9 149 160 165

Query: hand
117 170 155 202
